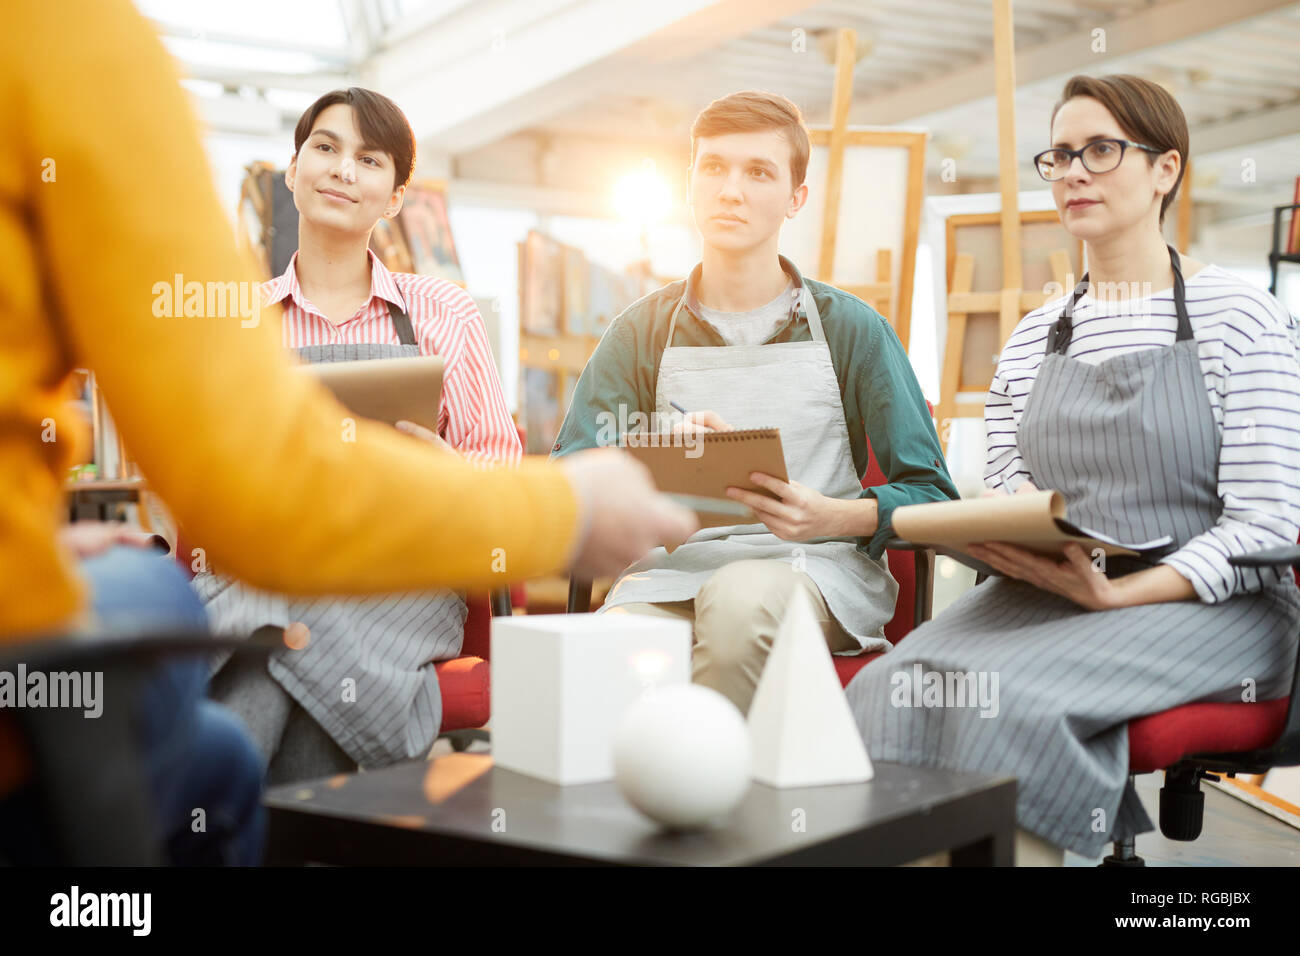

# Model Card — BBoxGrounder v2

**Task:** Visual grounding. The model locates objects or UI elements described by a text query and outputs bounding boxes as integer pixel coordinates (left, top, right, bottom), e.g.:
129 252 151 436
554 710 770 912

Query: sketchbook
890 490 1173 575
300 355 444 434
621 427 788 528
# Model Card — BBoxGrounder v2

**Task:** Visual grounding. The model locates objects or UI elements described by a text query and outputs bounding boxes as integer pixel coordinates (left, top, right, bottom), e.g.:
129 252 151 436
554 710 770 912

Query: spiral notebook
621 427 788 527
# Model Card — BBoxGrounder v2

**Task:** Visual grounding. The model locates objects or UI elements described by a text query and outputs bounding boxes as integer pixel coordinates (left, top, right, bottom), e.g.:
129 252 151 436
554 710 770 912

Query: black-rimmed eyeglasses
1033 139 1163 182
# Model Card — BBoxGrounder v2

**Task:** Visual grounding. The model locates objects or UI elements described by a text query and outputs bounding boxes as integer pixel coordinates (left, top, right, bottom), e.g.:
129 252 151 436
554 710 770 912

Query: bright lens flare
613 160 671 228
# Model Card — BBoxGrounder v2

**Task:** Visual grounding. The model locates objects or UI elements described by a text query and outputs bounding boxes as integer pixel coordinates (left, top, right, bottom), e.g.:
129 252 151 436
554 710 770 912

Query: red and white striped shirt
265 250 521 464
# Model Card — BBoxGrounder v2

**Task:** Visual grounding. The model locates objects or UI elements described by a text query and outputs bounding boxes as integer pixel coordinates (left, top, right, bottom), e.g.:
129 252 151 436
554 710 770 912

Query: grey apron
599 272 898 651
845 247 1300 856
197 300 466 767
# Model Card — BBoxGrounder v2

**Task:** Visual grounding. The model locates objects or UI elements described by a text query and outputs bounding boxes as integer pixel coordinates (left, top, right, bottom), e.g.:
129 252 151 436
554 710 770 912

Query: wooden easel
236 161 275 279
936 210 1080 436
812 28 927 350
934 1 1077 449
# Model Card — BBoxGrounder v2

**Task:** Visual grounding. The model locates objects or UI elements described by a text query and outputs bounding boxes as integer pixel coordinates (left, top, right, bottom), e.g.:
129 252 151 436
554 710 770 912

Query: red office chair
857 535 1300 865
1109 547 1300 865
436 586 522 752
438 420 531 747
828 435 936 681
172 528 509 753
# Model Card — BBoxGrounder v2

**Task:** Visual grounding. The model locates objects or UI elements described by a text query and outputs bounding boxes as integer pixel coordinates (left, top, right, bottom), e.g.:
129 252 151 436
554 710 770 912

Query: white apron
600 278 898 651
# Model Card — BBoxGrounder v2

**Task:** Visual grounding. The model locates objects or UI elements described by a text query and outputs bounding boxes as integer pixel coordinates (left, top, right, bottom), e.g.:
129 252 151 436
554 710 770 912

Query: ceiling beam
363 0 822 155
850 0 1296 125
1191 101 1300 157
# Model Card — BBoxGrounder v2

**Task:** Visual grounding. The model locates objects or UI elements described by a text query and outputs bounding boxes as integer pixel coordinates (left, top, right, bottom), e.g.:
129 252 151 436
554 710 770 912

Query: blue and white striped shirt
985 264 1300 604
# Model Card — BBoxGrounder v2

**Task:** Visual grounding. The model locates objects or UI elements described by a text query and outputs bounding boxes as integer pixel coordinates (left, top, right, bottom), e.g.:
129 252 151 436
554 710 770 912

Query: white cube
490 612 691 785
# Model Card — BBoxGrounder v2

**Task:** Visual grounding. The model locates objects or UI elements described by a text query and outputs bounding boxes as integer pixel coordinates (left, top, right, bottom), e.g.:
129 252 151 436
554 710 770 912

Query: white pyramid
747 588 874 787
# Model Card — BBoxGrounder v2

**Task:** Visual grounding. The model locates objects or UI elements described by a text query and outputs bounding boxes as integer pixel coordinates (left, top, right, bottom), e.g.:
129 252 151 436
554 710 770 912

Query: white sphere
613 684 752 830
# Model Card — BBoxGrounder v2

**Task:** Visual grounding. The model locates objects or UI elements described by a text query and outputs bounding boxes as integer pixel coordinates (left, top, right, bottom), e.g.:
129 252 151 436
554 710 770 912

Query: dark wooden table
264 754 1016 866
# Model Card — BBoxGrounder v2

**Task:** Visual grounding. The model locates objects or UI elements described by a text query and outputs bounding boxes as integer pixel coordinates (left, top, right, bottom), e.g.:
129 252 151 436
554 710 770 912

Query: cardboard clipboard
891 490 1174 574
299 355 445 434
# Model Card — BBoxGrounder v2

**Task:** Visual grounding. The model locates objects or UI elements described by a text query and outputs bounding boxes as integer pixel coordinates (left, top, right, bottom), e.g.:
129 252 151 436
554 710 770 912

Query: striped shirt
985 264 1300 604
265 250 520 463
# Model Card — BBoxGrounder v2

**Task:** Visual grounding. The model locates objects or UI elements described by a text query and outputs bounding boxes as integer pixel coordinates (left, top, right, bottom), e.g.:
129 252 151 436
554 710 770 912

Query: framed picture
398 181 463 283
522 367 562 456
563 246 591 336
520 231 564 335
369 216 414 274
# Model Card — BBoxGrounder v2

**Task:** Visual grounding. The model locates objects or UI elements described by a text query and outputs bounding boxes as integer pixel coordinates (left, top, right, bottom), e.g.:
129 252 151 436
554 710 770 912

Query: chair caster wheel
1099 852 1145 867
1160 767 1207 841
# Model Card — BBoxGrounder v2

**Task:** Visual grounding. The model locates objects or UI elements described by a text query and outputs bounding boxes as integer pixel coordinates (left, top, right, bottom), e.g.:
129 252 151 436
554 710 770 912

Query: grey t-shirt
697 281 795 347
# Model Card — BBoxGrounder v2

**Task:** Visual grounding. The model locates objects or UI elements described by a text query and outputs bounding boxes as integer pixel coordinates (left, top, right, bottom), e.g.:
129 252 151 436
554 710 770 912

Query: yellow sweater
0 1 579 639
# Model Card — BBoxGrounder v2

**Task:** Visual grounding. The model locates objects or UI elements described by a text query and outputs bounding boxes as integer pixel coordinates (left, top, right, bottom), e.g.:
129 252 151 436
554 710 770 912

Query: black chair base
444 728 490 753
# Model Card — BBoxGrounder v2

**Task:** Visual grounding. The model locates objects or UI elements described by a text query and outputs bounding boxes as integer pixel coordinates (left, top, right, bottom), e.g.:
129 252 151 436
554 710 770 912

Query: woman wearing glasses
845 74 1300 864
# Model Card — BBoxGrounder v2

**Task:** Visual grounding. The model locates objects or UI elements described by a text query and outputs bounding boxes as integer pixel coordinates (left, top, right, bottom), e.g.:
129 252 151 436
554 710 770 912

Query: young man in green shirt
552 91 958 715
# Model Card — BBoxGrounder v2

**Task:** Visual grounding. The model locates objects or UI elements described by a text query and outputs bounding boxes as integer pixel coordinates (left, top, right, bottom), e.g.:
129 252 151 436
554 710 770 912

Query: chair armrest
0 631 267 671
883 539 936 628
1228 545 1300 569
881 537 925 551
567 578 593 614
489 587 512 618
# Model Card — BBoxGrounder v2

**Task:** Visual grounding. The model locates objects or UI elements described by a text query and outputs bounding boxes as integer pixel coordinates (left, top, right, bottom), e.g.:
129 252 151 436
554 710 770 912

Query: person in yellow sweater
0 0 694 863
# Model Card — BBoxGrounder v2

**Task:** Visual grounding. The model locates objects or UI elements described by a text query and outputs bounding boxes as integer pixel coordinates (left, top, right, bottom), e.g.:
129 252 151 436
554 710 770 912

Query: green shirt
550 256 960 559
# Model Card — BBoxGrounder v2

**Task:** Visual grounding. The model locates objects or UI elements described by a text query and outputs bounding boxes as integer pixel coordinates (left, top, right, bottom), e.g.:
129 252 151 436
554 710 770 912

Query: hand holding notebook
621 426 788 528
891 490 1174 575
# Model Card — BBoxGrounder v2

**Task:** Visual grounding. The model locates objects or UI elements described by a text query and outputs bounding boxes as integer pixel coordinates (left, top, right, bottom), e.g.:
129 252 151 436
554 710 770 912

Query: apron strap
801 287 826 344
1168 246 1192 342
666 294 685 349
1046 243 1189 355
386 300 417 347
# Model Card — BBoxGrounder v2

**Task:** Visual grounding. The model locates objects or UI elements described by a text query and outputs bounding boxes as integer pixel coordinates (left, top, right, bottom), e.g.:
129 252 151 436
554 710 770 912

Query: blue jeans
2 545 265 865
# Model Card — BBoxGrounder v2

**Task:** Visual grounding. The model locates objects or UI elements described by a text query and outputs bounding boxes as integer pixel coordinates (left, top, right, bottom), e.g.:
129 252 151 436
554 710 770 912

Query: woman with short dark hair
846 74 1300 864
197 88 525 783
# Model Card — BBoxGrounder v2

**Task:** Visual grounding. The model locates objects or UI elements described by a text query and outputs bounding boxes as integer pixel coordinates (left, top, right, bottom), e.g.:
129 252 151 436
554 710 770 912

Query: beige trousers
606 559 860 716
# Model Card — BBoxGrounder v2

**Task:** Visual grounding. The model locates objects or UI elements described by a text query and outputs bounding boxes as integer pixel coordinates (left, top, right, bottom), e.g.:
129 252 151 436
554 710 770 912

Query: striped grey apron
197 301 466 767
599 274 898 651
845 247 1300 856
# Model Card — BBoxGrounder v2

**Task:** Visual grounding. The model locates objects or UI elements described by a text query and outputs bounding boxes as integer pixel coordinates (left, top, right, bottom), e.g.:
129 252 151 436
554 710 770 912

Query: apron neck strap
666 294 686 347
666 279 825 347
1168 246 1191 342
801 287 826 343
1046 243 1190 355
386 300 417 346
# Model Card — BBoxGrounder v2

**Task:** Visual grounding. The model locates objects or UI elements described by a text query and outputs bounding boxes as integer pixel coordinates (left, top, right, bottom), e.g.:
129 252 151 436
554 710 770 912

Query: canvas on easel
777 28 926 351
934 208 1083 447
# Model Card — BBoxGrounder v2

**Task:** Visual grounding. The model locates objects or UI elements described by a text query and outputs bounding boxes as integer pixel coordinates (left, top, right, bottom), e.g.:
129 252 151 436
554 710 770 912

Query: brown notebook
891 490 1174 574
621 427 788 527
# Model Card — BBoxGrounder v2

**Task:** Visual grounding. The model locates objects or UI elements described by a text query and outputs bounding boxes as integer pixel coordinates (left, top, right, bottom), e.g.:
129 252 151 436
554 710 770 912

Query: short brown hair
1050 74 1189 224
293 88 417 190
690 91 811 188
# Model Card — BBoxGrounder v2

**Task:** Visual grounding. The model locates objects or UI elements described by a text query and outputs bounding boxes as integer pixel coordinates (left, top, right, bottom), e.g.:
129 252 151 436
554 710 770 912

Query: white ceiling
143 0 1300 219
